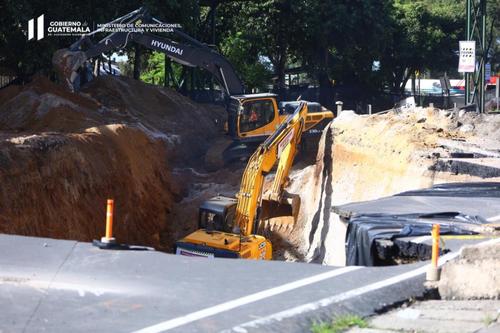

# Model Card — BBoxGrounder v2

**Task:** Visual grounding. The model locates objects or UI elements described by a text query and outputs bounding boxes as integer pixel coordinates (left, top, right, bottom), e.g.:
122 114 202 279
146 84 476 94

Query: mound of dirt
0 75 224 249
83 76 226 164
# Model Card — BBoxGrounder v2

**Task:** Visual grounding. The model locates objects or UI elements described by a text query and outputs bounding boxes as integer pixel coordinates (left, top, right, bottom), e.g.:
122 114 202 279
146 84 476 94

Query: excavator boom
53 7 333 167
53 7 244 95
176 102 308 260
234 103 306 235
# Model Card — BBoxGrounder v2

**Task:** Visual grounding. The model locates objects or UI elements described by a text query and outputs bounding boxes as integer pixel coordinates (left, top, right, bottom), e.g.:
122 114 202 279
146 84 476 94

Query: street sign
459 41 475 73
485 63 491 82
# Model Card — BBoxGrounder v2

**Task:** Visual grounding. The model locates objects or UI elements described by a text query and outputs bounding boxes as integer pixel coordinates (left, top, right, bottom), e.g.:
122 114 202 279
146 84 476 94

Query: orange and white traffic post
426 224 440 281
101 199 116 244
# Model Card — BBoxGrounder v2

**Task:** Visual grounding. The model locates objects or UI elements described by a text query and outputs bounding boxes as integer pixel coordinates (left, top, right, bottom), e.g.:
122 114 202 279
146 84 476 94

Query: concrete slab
439 242 500 299
370 317 485 333
346 329 398 333
368 300 500 333
476 323 500 333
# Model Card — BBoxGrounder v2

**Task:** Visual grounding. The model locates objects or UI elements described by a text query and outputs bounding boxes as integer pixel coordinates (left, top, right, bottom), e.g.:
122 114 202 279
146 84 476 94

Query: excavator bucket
260 193 301 232
52 48 87 92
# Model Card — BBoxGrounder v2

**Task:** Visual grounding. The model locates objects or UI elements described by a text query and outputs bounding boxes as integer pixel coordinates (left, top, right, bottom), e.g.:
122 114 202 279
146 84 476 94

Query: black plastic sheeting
396 182 500 198
346 212 482 266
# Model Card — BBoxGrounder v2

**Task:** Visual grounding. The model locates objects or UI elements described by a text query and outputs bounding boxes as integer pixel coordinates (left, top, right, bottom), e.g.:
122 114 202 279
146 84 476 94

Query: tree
219 32 272 91
292 0 393 107
380 0 464 95
486 0 500 72
0 0 198 81
216 0 300 95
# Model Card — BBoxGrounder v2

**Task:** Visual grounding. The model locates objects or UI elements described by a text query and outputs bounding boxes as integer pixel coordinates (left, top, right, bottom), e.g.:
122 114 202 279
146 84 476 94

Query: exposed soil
0 75 227 250
282 108 500 264
3 74 499 265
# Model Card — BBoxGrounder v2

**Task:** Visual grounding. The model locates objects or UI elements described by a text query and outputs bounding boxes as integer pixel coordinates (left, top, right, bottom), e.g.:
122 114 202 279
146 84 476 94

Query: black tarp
345 212 482 266
396 182 500 198
341 182 500 266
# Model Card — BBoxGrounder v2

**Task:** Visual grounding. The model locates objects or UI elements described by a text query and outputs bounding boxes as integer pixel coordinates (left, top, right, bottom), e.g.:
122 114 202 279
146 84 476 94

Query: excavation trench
1 76 499 265
282 109 500 266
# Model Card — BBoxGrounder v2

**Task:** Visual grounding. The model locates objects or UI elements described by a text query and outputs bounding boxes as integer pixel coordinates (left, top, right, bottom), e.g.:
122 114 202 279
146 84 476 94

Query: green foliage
487 0 500 72
311 314 368 333
216 0 301 92
1 0 496 101
380 0 464 94
0 0 197 80
140 52 165 85
219 32 272 91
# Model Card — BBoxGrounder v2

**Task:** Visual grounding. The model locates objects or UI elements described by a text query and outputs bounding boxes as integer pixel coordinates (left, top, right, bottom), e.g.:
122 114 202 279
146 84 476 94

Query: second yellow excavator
175 102 308 260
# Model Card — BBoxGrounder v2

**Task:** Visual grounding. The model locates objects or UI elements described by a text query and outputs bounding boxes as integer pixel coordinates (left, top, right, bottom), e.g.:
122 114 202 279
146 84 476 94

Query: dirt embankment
283 108 500 264
0 76 225 249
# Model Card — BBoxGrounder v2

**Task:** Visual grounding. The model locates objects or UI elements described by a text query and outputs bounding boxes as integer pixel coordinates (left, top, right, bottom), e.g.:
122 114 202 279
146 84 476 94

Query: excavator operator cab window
199 207 235 233
200 211 223 232
239 99 275 133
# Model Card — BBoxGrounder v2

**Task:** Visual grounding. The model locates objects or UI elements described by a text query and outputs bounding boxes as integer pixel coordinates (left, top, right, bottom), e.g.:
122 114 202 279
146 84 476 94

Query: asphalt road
2 234 493 333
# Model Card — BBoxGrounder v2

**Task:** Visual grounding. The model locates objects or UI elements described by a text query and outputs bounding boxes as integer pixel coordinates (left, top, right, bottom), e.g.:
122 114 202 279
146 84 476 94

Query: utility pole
465 0 487 113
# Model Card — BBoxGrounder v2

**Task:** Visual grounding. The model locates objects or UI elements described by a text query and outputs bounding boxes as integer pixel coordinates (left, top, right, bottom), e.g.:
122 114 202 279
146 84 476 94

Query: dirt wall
0 76 224 249
287 108 500 265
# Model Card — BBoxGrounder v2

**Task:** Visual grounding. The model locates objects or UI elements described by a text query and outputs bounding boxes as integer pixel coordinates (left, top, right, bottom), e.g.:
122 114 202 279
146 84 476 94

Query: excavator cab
176 196 271 259
198 196 237 233
226 94 278 139
52 7 333 168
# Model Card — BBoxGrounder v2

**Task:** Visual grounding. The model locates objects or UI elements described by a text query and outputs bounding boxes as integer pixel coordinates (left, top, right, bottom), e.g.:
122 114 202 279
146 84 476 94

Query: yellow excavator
175 101 307 260
52 7 333 165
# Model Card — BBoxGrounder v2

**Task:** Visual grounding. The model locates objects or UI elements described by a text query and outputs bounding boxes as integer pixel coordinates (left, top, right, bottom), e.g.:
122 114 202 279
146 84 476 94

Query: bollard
368 104 372 115
496 78 499 112
429 102 434 109
336 101 343 115
101 199 116 244
426 224 441 281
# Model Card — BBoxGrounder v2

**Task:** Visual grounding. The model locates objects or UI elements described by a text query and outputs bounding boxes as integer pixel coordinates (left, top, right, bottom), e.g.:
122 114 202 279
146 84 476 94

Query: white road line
135 238 500 333
132 266 361 333
226 238 500 332
225 251 460 333
487 214 500 222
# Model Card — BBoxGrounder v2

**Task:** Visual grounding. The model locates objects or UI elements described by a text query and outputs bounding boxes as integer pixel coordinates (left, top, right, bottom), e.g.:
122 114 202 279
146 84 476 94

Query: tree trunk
411 73 416 96
400 69 412 96
275 55 286 100
133 45 142 80
164 55 169 87
318 71 333 109
318 48 333 108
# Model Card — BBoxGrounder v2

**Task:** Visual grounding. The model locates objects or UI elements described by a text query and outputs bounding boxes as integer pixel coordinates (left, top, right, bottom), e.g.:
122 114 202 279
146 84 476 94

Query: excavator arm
175 101 307 259
53 7 244 95
234 101 307 236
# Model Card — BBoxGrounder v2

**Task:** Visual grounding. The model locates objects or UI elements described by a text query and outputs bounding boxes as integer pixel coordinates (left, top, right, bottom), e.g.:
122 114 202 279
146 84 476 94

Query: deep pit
1 76 499 265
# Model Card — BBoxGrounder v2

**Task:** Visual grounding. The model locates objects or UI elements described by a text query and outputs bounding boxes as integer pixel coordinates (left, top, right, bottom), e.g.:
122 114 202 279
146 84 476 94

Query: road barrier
102 199 116 244
426 224 441 281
